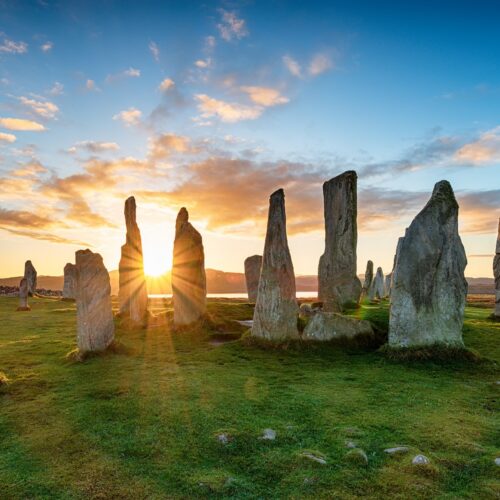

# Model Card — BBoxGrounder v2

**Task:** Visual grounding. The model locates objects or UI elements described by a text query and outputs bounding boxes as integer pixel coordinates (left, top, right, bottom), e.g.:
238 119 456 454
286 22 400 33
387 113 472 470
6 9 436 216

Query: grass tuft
379 344 482 363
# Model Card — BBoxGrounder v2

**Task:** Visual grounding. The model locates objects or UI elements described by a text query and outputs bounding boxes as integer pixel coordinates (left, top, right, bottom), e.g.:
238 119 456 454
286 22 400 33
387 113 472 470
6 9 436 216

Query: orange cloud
240 86 289 107
455 126 500 164
0 117 45 131
195 94 262 122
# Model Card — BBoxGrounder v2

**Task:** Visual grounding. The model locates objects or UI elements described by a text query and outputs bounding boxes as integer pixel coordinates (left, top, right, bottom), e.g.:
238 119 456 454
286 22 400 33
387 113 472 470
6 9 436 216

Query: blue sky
0 0 499 278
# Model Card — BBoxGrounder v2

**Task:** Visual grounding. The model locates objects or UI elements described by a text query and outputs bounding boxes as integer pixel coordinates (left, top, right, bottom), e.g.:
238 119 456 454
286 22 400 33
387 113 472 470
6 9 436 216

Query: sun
143 246 171 277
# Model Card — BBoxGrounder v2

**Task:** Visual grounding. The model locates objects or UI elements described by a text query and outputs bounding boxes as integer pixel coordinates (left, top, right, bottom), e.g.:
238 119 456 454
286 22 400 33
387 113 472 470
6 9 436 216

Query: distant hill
0 271 494 295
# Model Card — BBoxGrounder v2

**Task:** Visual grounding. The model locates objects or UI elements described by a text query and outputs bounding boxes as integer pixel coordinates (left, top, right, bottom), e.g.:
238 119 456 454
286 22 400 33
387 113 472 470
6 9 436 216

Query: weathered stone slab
119 196 148 323
369 267 385 300
63 263 77 300
252 189 299 341
24 260 37 296
318 171 361 311
360 260 374 302
16 278 30 311
75 249 114 353
494 218 500 318
303 311 373 341
244 255 262 302
389 180 467 348
172 207 207 326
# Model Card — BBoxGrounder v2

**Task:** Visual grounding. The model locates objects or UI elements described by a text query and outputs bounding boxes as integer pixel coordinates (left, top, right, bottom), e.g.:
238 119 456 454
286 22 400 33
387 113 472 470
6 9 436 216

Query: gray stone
217 433 230 445
369 267 385 300
412 454 430 465
494 218 500 317
75 249 114 353
318 171 362 312
16 278 30 311
172 207 207 326
299 302 316 317
118 196 148 324
244 255 262 302
384 446 409 455
252 189 299 341
24 260 37 296
389 181 467 348
360 260 374 302
495 457 500 466
384 274 392 298
303 311 373 341
261 428 276 440
346 441 357 449
389 236 405 297
63 263 77 300
301 451 327 465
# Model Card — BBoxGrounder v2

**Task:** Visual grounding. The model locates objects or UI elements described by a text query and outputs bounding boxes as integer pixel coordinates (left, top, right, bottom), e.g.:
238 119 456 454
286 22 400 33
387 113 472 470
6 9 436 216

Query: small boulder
303 311 373 341
261 428 276 440
384 446 409 455
412 454 430 465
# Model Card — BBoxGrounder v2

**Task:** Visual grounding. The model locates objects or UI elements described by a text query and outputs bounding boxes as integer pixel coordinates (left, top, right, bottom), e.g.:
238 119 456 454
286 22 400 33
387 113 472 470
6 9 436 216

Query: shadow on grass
65 340 133 363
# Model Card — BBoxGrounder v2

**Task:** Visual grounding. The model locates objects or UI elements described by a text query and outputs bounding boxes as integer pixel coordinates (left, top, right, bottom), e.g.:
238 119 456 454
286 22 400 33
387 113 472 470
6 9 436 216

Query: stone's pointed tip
177 207 189 222
270 188 284 200
432 180 456 201
324 170 358 185
125 195 135 204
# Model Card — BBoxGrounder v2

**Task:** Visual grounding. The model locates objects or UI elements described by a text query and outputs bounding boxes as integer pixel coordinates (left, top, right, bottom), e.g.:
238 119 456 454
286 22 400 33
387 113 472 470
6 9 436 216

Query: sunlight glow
143 246 171 276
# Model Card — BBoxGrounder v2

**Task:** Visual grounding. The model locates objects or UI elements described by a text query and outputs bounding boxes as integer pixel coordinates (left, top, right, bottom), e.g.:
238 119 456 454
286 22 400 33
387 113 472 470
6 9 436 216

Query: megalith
24 260 37 296
63 263 77 300
318 171 361 312
172 207 206 326
388 236 405 297
75 249 114 353
360 260 374 302
494 218 500 318
16 278 30 311
389 180 467 348
303 311 373 341
252 189 299 341
244 255 262 302
118 196 148 324
370 267 385 300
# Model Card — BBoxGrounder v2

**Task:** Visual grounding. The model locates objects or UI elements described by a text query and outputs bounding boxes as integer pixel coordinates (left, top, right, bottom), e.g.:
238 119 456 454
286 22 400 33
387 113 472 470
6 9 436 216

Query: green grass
0 296 499 499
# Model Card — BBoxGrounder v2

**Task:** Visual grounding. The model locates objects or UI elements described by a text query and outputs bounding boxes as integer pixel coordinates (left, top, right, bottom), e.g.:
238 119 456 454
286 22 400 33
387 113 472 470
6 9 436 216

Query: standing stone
16 278 30 311
318 171 362 312
384 274 392 297
252 189 299 341
118 196 148 324
494 218 500 318
360 260 374 302
303 311 373 341
24 260 37 296
172 207 206 326
244 255 262 302
63 263 77 300
370 267 385 300
389 180 467 348
389 236 405 297
75 249 114 353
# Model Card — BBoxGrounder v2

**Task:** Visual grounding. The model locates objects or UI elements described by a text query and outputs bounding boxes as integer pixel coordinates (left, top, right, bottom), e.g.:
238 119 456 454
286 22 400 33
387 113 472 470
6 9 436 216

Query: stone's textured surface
369 267 385 300
16 278 30 311
301 452 327 465
389 181 467 348
318 171 362 312
299 302 316 317
75 249 114 353
172 207 207 326
303 311 373 341
384 274 392 298
261 429 276 440
252 189 299 341
244 255 262 302
494 218 500 317
412 454 430 465
63 263 77 300
360 260 374 302
119 196 148 323
384 446 410 455
24 260 37 296
389 236 405 297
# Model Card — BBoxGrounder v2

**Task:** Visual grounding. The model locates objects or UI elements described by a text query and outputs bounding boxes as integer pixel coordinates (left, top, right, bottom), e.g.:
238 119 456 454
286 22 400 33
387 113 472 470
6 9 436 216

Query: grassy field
0 296 499 499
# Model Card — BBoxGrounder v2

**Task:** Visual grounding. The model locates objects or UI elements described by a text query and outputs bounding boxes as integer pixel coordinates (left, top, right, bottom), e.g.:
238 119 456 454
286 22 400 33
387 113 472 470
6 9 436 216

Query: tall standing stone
244 255 262 302
63 263 77 300
360 260 374 302
252 189 299 341
119 196 148 324
370 267 385 300
75 249 114 353
24 260 37 296
494 218 500 318
318 171 361 312
389 181 467 348
384 274 392 297
16 278 30 311
389 236 405 297
172 207 207 326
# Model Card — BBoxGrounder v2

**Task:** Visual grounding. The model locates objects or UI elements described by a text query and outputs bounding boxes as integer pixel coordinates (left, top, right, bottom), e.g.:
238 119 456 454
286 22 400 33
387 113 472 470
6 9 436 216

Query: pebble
301 452 327 465
384 446 410 455
261 428 276 440
412 454 430 465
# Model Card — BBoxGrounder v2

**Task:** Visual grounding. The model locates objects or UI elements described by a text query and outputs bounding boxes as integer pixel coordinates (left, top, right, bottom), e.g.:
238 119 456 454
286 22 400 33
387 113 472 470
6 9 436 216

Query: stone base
303 311 373 341
16 306 31 311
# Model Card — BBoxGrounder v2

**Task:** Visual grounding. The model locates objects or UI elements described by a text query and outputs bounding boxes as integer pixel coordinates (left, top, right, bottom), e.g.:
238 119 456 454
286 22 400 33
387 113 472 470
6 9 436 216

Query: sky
0 0 499 279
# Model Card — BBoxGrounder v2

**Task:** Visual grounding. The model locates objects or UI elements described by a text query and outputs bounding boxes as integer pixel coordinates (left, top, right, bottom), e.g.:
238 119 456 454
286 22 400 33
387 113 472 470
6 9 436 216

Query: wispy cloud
454 126 500 164
240 86 289 107
113 107 142 127
217 9 249 41
283 55 302 77
48 81 64 96
308 53 333 76
67 141 120 155
18 96 59 119
85 79 100 92
40 41 53 52
159 78 175 92
0 117 45 131
195 94 262 122
148 133 191 161
0 36 27 54
149 40 160 62
283 52 333 78
105 67 141 83
0 132 16 143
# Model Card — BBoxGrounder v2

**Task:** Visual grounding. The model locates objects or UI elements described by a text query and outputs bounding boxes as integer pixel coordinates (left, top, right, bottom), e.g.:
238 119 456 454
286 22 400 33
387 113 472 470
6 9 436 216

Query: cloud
148 133 191 160
205 35 216 51
0 207 55 229
454 126 500 164
240 86 289 107
457 189 500 233
217 9 249 41
149 40 160 62
85 79 99 91
159 78 175 92
308 53 333 76
113 107 142 127
0 117 45 131
68 141 120 154
0 132 16 143
195 58 212 68
195 94 262 122
105 67 141 83
40 41 53 52
18 96 59 119
0 227 89 246
0 37 27 54
48 81 64 96
283 55 302 77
